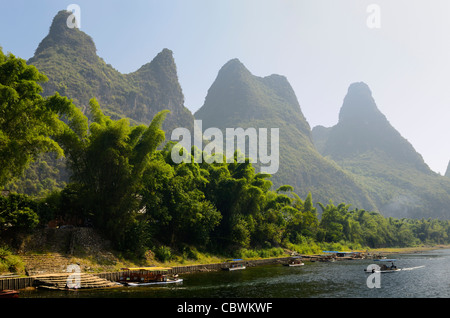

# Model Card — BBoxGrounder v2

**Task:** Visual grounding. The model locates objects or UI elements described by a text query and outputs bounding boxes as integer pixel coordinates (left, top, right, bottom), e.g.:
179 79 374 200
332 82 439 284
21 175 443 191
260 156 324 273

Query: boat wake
365 265 425 273
400 265 425 271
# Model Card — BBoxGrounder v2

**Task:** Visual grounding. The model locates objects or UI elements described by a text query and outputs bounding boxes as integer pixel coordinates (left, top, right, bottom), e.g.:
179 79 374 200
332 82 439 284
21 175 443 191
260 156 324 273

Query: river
20 248 450 299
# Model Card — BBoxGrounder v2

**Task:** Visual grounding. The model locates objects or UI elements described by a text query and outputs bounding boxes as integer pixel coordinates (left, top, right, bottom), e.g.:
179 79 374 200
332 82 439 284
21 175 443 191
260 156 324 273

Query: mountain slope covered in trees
312 82 450 219
8 10 194 196
195 59 376 210
28 10 194 133
5 10 450 222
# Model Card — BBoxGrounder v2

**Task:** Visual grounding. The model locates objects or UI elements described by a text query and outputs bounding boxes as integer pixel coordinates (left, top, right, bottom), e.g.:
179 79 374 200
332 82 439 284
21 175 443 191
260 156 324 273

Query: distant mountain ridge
312 82 450 219
195 59 376 210
318 82 431 173
28 10 194 133
9 11 450 220
446 161 450 178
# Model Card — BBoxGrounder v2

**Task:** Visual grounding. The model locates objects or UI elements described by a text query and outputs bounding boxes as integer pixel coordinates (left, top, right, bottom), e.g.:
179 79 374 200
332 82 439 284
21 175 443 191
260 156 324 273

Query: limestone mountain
312 82 450 219
28 10 194 132
195 59 376 210
9 10 194 197
446 161 450 178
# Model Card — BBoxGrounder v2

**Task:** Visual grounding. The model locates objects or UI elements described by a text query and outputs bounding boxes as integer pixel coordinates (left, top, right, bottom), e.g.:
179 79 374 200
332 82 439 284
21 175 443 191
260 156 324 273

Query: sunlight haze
1 0 449 174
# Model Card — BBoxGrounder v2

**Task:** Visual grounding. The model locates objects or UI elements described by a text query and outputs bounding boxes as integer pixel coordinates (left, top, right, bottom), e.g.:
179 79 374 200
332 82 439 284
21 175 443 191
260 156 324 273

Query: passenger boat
0 289 19 298
225 264 246 271
364 259 401 273
119 267 183 286
283 256 304 267
365 259 426 274
222 259 246 271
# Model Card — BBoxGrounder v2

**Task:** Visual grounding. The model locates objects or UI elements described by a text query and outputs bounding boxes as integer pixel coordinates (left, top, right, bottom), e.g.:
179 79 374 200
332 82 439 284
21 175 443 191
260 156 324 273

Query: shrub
154 245 172 262
0 247 25 274
182 246 199 260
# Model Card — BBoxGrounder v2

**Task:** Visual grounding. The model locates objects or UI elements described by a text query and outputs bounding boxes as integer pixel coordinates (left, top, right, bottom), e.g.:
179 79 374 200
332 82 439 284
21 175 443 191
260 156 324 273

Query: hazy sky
1 0 449 174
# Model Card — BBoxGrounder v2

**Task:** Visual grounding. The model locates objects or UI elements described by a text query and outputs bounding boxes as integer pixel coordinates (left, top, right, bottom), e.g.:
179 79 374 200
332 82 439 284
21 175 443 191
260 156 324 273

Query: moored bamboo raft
33 273 120 290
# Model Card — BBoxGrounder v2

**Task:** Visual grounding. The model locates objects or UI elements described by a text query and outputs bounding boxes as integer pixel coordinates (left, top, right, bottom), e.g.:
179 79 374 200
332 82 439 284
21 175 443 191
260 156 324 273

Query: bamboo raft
32 273 121 290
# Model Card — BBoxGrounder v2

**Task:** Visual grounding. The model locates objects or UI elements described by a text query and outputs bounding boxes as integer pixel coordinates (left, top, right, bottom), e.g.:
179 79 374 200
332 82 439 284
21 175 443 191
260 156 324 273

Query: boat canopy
121 267 172 271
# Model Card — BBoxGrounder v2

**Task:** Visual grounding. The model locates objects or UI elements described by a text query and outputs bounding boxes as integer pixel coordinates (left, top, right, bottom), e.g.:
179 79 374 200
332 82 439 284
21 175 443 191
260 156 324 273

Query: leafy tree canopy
0 47 85 188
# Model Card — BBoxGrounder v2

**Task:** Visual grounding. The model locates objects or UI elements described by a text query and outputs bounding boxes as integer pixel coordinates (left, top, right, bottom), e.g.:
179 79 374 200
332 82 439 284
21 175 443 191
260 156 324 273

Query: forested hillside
195 59 376 211
28 10 194 132
7 10 195 197
312 82 450 219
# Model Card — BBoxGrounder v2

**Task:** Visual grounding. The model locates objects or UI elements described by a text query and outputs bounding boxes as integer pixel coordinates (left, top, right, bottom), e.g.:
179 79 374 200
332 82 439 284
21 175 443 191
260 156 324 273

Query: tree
0 48 86 187
200 152 275 250
0 194 39 231
318 201 345 242
58 98 169 252
301 192 319 237
141 144 222 247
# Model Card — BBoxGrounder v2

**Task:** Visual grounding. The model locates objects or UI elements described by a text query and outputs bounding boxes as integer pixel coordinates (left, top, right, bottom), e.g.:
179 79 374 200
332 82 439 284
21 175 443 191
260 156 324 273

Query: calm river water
21 249 450 298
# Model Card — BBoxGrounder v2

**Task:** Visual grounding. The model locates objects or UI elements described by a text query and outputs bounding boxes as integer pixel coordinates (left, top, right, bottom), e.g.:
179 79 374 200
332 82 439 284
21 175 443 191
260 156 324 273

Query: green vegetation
16 10 194 197
0 47 84 188
1 51 449 261
28 10 193 132
0 193 39 232
5 153 68 198
2 14 450 268
0 246 25 274
194 59 377 211
312 82 450 220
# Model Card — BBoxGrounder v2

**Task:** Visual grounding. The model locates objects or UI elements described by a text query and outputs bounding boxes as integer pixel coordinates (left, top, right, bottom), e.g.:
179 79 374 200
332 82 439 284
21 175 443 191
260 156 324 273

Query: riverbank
3 225 449 278
2 244 448 291
15 248 450 300
16 244 446 277
155 244 450 269
5 244 447 278
367 244 450 256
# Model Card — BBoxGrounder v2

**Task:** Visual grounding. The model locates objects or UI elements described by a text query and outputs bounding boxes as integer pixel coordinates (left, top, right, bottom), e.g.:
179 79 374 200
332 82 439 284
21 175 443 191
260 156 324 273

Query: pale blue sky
1 0 449 174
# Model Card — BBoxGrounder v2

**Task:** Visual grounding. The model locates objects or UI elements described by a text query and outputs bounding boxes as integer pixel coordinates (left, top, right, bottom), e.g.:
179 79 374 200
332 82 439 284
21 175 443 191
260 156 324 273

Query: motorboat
222 259 246 271
364 259 400 273
283 256 304 267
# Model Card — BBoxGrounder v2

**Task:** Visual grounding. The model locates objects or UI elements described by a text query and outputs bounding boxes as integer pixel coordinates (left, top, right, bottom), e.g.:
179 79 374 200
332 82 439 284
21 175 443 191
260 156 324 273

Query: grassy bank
115 244 450 269
367 244 450 255
0 247 25 274
74 244 450 272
